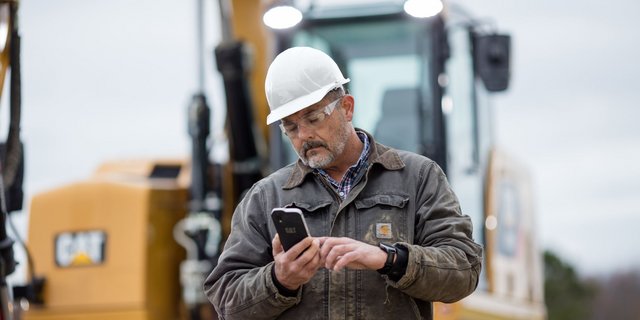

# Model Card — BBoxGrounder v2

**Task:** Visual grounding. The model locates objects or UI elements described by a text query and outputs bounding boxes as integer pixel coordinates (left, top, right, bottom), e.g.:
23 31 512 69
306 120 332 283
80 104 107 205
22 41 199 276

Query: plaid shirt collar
316 131 370 200
283 129 405 190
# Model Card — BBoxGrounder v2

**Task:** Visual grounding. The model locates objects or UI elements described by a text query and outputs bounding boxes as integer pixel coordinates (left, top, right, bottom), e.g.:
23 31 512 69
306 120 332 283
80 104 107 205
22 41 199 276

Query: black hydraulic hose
0 1 20 282
4 8 22 201
215 41 263 205
184 93 214 320
187 93 211 213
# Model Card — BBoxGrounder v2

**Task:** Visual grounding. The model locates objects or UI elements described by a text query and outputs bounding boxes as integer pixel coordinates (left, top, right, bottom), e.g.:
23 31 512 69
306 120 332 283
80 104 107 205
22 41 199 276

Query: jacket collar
283 129 405 190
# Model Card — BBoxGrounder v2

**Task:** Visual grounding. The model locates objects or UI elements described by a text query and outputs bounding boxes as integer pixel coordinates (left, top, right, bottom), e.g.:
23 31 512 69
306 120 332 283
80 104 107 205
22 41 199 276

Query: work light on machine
263 1 303 30
404 0 443 18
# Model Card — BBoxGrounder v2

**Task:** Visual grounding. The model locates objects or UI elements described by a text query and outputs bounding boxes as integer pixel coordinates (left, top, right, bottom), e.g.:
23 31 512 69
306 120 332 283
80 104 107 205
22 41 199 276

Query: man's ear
341 95 355 122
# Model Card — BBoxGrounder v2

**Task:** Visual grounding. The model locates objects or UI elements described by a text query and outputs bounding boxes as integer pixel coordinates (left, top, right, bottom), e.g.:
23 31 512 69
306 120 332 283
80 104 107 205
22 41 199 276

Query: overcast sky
4 0 639 283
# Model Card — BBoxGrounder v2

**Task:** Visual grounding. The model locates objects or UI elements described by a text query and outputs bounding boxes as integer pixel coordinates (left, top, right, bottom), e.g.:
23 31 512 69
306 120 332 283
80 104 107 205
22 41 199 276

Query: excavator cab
269 8 450 171
269 3 511 174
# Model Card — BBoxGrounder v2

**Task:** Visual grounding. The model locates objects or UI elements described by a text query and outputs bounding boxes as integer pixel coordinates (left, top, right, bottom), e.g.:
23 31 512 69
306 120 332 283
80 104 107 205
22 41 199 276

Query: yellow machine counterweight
25 161 188 320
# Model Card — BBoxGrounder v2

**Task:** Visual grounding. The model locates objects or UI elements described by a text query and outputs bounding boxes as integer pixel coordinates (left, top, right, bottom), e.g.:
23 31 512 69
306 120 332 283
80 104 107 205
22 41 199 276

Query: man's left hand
319 237 388 271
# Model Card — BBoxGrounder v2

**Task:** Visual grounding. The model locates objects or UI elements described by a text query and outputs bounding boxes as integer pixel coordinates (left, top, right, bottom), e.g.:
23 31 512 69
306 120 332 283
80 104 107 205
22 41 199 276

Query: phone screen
271 208 310 251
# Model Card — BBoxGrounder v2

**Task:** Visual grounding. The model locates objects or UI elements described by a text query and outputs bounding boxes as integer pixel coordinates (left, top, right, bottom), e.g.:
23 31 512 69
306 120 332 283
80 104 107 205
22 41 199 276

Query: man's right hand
272 234 322 291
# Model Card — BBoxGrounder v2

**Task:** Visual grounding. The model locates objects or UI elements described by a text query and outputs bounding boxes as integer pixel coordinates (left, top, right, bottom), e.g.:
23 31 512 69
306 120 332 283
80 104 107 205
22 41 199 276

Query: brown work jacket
204 131 482 320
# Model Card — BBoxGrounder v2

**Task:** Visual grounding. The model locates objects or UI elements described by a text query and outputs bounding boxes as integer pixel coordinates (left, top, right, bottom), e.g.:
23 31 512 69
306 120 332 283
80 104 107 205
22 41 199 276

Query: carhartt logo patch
376 223 393 239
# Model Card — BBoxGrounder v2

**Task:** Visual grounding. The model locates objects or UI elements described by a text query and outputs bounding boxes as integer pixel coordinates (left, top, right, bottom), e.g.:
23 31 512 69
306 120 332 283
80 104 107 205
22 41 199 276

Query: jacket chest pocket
353 194 410 245
285 200 333 238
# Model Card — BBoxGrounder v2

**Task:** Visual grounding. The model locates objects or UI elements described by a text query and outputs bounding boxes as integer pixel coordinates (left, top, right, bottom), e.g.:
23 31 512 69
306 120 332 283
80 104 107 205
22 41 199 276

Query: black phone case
271 208 309 251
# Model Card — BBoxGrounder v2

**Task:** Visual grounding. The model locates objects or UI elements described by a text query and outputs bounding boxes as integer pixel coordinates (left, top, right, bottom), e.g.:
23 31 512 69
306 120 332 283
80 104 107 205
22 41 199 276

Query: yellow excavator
4 1 546 319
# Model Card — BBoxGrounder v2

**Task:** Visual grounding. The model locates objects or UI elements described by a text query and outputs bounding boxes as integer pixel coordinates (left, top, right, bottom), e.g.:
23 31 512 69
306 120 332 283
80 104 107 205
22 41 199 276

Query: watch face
380 242 396 253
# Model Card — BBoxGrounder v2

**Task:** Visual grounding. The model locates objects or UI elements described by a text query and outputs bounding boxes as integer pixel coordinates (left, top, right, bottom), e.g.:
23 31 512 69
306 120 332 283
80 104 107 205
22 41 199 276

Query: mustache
301 140 328 154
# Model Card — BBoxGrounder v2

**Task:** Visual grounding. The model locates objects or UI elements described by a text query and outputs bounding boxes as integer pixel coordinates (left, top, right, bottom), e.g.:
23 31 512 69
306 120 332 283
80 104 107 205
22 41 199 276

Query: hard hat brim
266 78 350 125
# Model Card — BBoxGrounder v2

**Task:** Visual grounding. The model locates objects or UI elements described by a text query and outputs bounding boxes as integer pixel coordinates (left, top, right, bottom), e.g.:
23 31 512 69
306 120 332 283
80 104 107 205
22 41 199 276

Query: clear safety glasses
279 97 343 136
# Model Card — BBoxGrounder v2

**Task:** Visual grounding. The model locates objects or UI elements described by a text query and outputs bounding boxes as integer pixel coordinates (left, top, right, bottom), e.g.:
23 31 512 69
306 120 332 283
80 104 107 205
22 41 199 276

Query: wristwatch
377 242 397 274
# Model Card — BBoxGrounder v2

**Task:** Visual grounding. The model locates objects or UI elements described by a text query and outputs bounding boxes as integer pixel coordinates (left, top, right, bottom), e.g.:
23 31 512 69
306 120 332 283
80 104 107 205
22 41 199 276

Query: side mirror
473 33 511 92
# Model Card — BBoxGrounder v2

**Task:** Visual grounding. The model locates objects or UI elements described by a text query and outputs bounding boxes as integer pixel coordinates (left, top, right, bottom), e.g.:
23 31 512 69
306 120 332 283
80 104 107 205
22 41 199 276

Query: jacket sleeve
389 161 483 303
203 183 300 319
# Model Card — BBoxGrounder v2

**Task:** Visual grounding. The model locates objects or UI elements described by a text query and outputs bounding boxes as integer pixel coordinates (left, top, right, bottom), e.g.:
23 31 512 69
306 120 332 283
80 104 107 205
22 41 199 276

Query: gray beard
297 123 349 169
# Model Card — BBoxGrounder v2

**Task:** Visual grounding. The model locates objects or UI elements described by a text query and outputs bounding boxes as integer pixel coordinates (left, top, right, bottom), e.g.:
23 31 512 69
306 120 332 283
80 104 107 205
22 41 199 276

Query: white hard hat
265 47 350 125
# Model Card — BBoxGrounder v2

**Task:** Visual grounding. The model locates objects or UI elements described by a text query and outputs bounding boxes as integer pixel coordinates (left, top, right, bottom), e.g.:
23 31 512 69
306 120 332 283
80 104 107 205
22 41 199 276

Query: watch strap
377 242 397 274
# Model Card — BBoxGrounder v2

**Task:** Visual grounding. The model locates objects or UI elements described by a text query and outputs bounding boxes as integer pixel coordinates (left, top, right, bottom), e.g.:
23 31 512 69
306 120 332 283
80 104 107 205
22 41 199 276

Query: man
204 47 482 320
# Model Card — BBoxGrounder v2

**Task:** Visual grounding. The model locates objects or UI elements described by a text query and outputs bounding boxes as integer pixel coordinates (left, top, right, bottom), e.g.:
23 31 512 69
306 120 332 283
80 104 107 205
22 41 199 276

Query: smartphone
271 207 310 251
